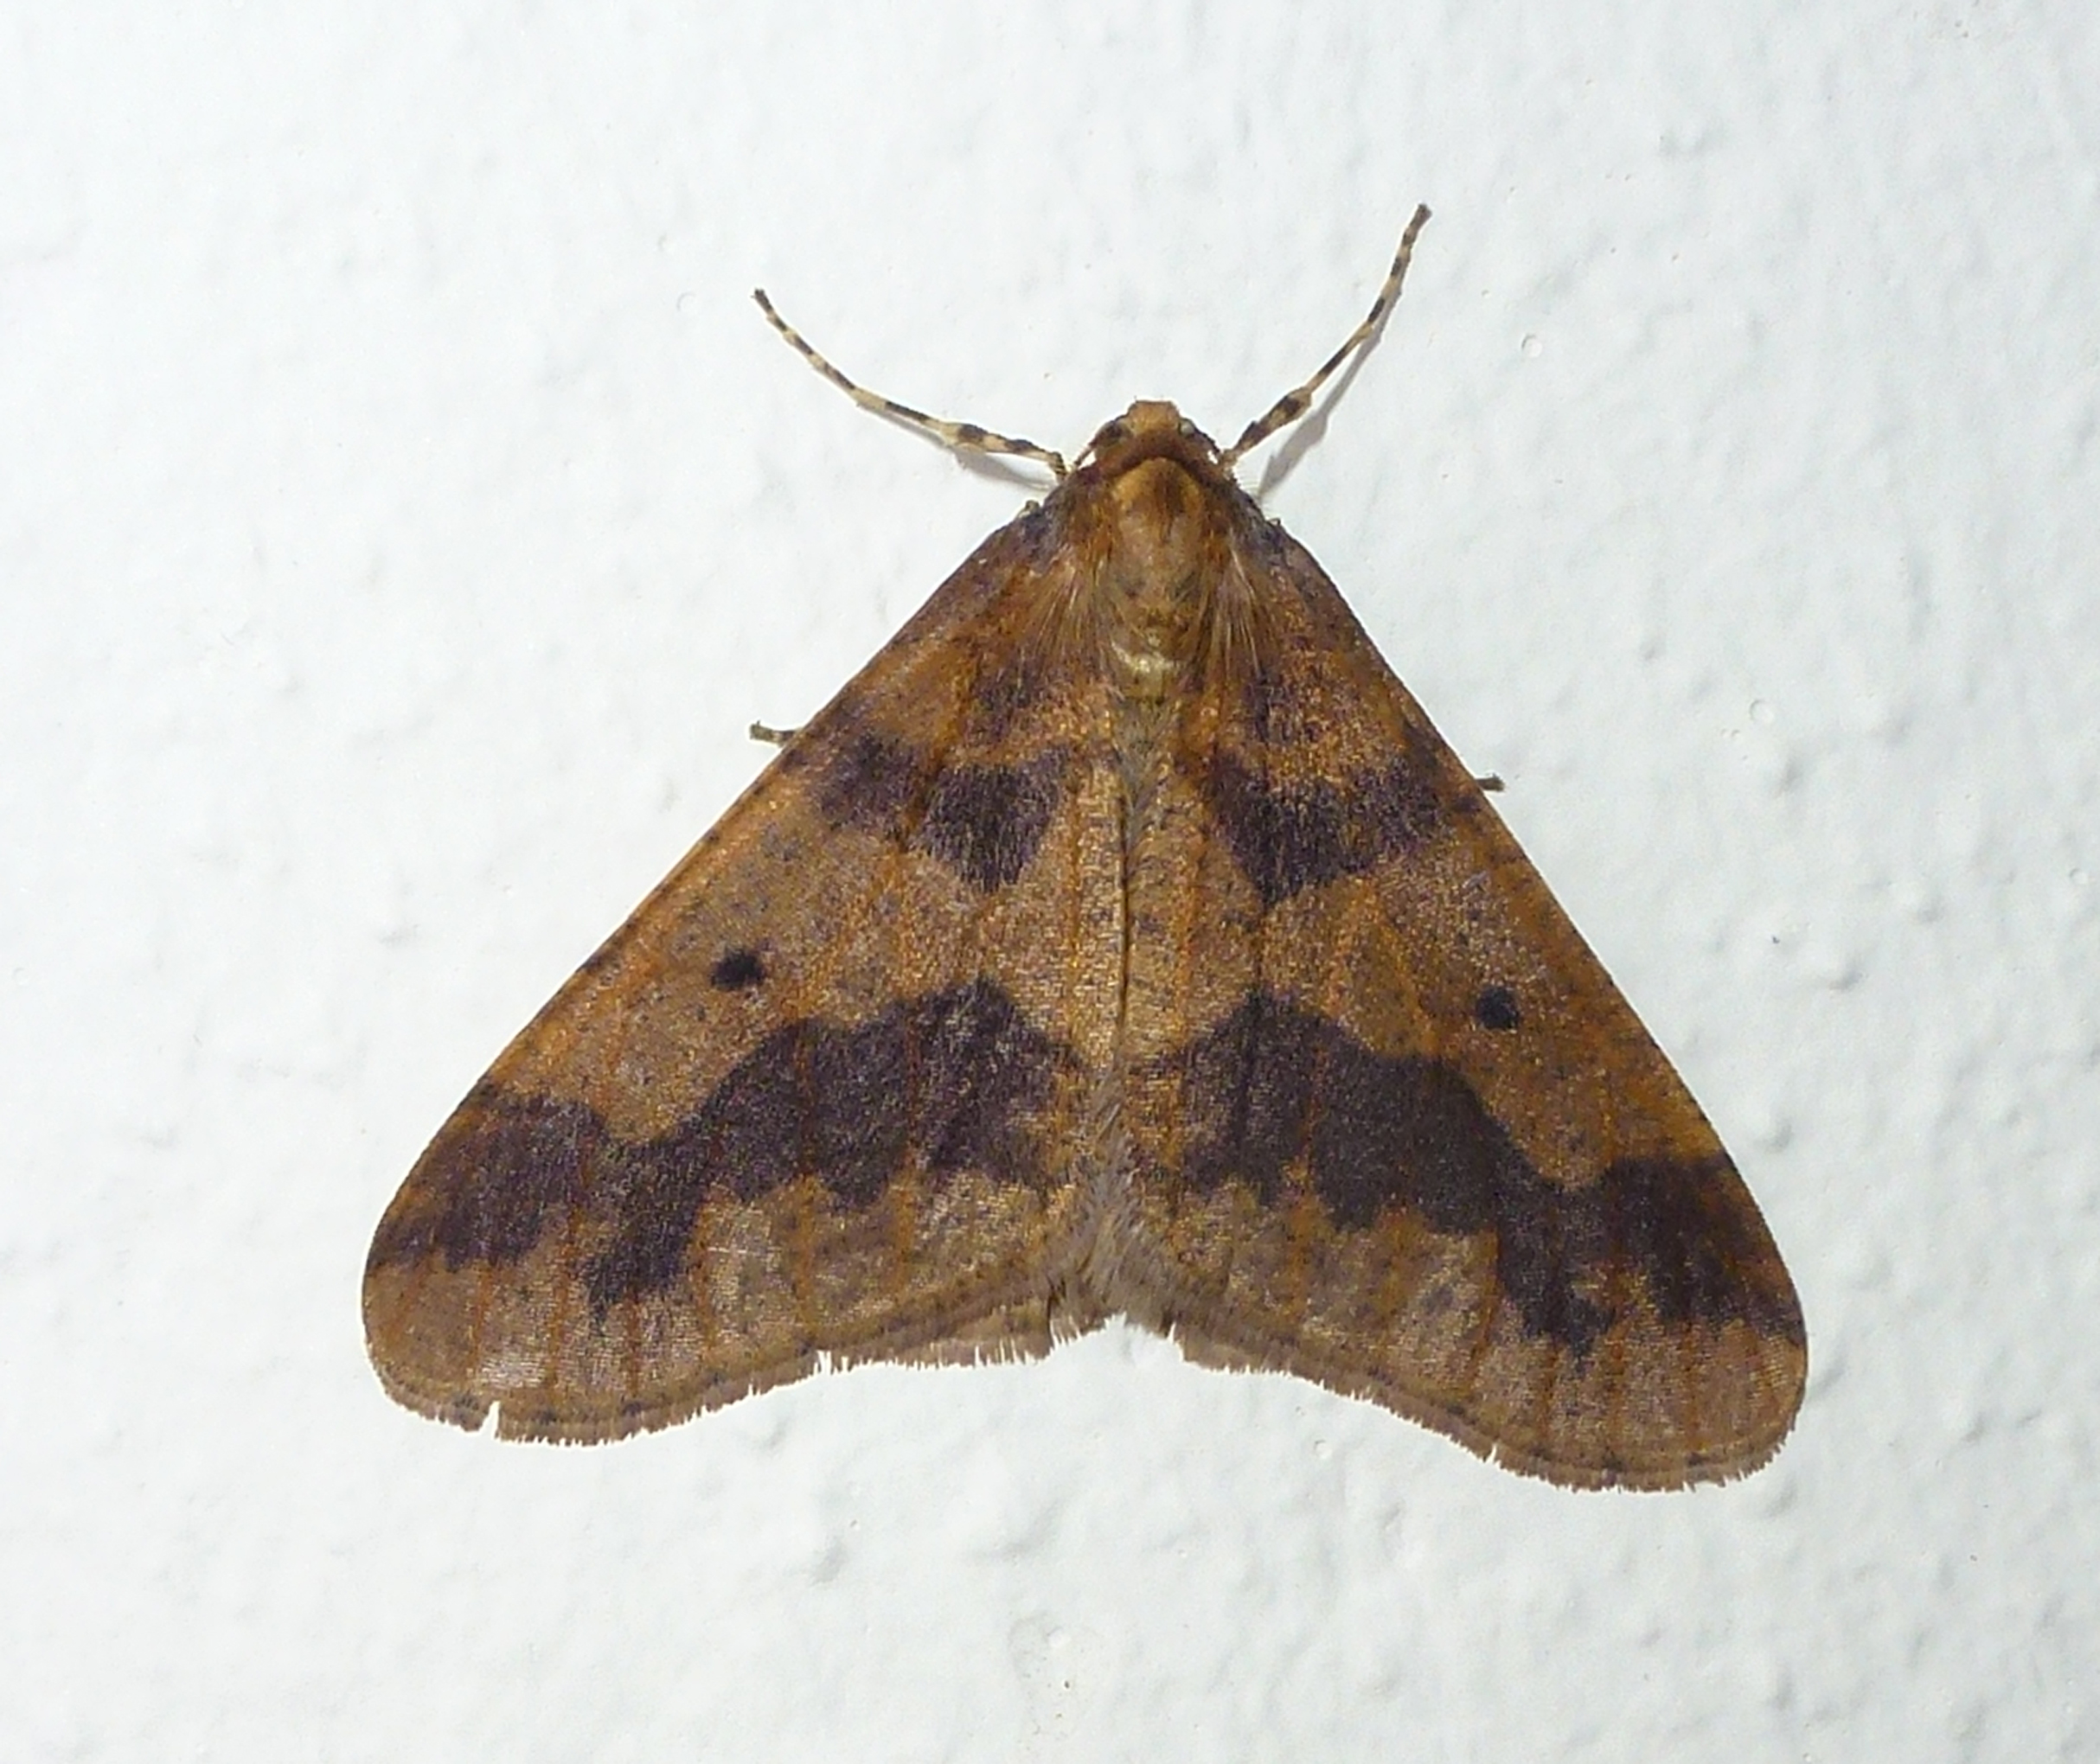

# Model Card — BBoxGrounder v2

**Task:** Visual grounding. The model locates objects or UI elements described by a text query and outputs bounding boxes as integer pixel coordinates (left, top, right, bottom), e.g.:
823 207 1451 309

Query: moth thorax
1098 457 1224 697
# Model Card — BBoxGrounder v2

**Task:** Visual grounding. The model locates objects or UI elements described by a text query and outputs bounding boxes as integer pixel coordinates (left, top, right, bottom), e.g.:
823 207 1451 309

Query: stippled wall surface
3 6 2093 1759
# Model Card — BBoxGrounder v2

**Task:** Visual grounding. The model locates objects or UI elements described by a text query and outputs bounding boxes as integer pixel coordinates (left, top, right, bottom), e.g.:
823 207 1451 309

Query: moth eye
708 948 768 991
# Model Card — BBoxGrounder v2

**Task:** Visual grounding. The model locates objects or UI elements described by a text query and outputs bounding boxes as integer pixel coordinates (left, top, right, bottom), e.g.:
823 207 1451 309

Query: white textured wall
5 6 2096 1760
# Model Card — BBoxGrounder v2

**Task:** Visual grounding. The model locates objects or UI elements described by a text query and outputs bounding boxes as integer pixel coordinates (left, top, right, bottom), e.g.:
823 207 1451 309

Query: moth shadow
1247 320 1389 503
864 402 1060 493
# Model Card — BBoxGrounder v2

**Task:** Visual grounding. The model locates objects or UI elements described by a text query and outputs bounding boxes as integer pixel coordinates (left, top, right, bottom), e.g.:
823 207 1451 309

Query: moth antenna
1220 204 1431 469
753 289 1069 477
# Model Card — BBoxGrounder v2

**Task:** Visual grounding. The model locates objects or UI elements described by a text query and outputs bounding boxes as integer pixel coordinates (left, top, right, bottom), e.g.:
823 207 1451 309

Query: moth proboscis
365 207 1805 1490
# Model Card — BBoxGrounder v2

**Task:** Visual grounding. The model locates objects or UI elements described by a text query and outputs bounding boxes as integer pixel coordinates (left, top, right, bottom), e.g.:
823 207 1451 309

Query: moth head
1078 401 1226 481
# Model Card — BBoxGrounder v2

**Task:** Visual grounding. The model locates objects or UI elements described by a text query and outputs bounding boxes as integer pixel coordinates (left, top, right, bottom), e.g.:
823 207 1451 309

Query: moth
365 208 1806 1489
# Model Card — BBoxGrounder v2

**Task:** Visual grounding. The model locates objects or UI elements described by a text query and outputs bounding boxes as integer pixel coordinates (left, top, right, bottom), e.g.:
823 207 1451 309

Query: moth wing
365 514 1121 1441
1115 521 1806 1489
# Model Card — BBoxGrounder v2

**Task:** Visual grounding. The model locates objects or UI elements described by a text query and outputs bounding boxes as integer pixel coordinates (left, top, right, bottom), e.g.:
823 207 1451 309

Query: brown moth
364 208 1806 1489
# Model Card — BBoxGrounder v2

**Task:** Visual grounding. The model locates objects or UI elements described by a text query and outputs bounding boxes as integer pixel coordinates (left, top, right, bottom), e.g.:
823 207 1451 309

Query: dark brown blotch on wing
970 649 1054 744
367 1082 598 1274
375 980 1072 1316
816 731 1064 892
1199 751 1444 906
817 730 928 829
1155 991 1803 1352
585 976 1070 1312
920 755 1063 891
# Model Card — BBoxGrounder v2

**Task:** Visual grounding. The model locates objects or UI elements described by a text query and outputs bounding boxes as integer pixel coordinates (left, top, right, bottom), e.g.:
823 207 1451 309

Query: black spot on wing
1156 992 1802 1353
709 948 767 991
1474 986 1521 1031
